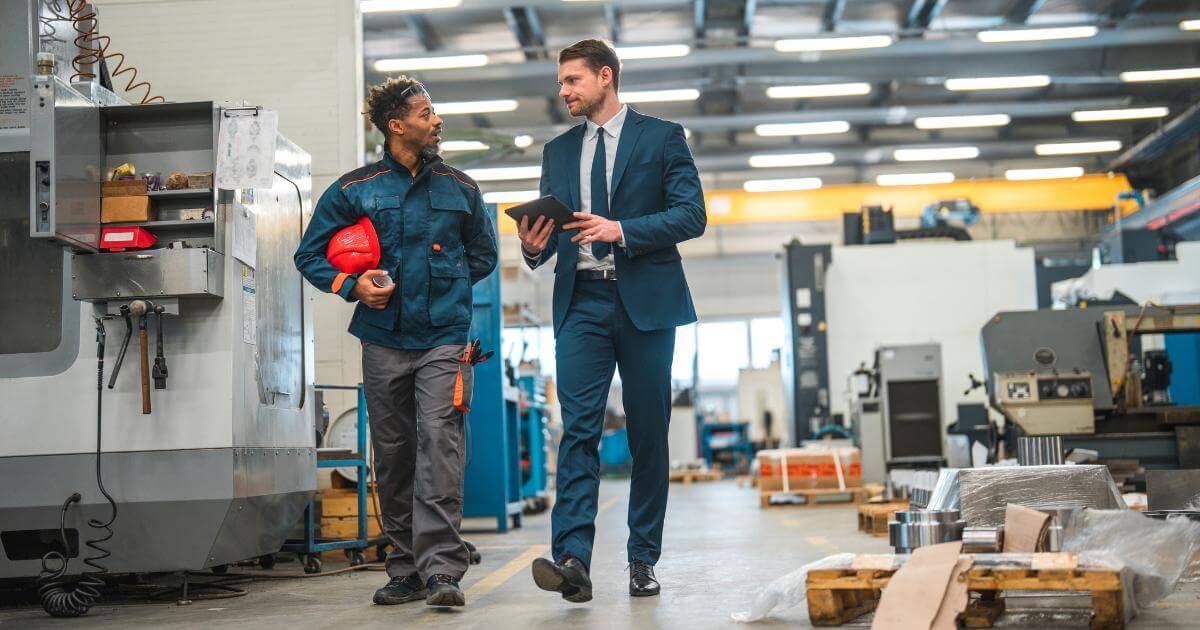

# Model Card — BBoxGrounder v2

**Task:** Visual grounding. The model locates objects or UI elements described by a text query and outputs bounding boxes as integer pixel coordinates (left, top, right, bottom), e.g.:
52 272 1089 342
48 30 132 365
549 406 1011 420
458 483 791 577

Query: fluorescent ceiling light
1071 107 1168 122
944 75 1051 91
620 89 700 103
893 146 980 162
748 152 836 168
1006 167 1085 181
743 178 823 193
464 166 541 182
440 140 490 152
1181 19 1200 31
436 99 519 115
482 190 540 204
977 25 1098 43
1120 68 1200 82
1034 140 1122 155
361 0 461 12
914 114 1010 129
373 54 488 72
774 35 894 52
766 82 872 99
513 135 534 149
755 121 851 137
877 172 955 186
613 44 690 60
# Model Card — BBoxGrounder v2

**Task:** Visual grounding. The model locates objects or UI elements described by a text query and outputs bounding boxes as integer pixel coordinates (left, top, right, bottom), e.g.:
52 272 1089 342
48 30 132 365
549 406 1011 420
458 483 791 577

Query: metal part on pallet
1017 436 1065 466
961 526 1004 553
888 510 965 554
909 487 931 510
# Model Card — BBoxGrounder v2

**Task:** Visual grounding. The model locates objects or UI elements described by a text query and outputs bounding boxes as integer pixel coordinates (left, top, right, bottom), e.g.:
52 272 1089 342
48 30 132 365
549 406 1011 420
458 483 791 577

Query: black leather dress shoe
531 556 592 603
629 561 660 597
373 574 427 605
425 574 465 607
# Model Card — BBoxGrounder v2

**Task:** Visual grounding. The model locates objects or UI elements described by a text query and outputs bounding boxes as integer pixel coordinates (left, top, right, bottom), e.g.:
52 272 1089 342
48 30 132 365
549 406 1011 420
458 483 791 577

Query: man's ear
388 118 404 137
599 66 612 89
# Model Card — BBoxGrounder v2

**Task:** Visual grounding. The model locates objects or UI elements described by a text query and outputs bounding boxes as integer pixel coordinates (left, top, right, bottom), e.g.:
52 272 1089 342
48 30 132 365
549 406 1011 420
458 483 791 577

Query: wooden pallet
856 502 909 536
669 469 724 484
806 566 1124 629
735 475 758 488
759 487 867 508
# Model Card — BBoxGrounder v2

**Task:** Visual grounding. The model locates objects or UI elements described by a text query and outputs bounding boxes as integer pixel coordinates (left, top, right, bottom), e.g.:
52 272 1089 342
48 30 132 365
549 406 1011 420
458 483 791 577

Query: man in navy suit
519 39 706 602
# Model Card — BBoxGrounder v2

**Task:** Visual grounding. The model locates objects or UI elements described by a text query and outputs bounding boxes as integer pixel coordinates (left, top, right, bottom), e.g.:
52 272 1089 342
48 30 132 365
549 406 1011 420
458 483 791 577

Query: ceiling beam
605 4 622 44
1108 0 1147 20
822 0 846 32
1003 0 1045 24
503 7 547 61
741 0 757 39
404 15 442 51
694 0 708 43
905 0 948 30
483 97 1131 138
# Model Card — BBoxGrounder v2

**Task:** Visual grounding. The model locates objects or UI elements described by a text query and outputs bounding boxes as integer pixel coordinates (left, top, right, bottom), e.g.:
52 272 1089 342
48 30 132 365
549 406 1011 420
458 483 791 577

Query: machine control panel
995 370 1096 436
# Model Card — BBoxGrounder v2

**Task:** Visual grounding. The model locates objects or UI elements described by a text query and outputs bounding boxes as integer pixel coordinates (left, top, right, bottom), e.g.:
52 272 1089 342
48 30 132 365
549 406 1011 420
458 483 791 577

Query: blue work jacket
294 153 498 350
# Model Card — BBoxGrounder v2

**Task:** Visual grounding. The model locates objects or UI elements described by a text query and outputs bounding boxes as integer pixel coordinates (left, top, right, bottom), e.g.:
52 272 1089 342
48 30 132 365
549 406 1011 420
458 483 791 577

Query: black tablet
502 195 576 235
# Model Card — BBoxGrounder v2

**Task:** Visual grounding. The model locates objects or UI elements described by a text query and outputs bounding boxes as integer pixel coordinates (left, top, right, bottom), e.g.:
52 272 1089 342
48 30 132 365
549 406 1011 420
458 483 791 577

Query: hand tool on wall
130 300 151 414
107 305 132 390
152 304 168 390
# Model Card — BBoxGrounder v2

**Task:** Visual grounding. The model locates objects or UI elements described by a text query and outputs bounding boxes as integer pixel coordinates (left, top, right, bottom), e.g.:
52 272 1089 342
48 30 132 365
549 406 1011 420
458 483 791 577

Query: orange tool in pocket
452 339 493 413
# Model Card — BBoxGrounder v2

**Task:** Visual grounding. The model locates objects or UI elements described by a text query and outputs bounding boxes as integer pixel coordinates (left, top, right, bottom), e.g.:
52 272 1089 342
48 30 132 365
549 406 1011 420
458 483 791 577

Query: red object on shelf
100 226 157 251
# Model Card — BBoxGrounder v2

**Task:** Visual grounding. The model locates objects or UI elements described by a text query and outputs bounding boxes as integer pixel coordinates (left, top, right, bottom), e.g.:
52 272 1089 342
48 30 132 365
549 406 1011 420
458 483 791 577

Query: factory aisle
1 480 1196 629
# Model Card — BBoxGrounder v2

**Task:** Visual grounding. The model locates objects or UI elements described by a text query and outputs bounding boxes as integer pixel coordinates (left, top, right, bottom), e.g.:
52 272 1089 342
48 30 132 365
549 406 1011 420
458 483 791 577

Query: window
750 317 785 369
696 320 750 387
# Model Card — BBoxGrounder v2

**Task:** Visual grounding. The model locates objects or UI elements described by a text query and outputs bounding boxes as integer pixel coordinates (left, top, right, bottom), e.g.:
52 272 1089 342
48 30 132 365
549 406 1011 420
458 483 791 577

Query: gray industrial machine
981 305 1200 468
852 344 945 483
1 0 316 582
780 240 832 443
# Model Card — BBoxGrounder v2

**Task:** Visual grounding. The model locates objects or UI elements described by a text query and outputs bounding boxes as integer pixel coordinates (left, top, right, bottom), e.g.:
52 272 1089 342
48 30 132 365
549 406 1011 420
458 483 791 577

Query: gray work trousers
361 342 471 580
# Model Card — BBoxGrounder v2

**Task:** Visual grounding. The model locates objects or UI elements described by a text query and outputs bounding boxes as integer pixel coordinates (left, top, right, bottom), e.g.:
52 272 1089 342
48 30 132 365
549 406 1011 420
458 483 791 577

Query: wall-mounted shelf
105 219 214 230
148 188 212 199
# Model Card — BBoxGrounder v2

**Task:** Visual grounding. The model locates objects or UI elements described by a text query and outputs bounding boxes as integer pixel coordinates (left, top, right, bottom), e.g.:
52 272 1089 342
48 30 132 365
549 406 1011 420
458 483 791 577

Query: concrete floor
1 480 1197 629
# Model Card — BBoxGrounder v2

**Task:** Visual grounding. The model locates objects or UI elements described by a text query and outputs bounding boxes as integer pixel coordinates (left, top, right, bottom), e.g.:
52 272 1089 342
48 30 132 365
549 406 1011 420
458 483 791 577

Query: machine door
887 380 944 459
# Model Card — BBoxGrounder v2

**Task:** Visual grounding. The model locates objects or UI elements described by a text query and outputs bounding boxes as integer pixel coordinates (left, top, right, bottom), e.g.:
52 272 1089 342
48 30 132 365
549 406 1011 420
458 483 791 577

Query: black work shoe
629 561 660 597
425 574 465 607
373 574 427 605
531 556 592 603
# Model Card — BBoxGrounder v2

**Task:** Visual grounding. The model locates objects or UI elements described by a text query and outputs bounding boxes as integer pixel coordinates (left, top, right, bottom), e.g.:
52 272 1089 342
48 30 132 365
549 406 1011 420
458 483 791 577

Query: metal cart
282 383 385 574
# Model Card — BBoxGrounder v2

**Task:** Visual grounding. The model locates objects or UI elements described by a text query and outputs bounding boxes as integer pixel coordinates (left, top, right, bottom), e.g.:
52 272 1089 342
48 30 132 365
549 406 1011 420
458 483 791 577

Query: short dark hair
558 39 621 91
364 76 425 137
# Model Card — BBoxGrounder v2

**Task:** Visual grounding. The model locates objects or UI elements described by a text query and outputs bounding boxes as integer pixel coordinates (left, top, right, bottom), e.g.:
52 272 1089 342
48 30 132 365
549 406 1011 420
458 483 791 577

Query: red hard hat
326 216 381 275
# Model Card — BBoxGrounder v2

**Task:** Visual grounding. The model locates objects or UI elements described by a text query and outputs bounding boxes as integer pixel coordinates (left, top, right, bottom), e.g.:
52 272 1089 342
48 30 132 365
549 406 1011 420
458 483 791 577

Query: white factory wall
93 0 365 418
825 240 1038 429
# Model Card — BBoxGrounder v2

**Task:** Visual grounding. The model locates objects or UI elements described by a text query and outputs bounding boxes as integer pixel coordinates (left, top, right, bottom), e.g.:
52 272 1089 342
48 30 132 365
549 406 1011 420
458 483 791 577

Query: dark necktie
590 128 611 260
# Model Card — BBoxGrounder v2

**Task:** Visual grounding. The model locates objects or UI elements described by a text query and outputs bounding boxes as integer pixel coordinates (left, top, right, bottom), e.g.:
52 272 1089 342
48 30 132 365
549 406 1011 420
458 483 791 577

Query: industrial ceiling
361 0 1200 198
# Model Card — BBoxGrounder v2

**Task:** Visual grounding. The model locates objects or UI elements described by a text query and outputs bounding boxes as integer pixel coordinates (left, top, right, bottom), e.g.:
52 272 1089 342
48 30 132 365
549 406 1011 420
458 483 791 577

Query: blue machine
517 375 551 509
699 422 754 473
919 199 981 229
463 205 524 532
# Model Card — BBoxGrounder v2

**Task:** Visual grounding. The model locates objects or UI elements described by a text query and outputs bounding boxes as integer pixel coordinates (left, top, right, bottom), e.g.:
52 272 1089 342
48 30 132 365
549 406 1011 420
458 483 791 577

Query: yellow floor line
418 544 548 620
804 535 837 552
598 495 623 514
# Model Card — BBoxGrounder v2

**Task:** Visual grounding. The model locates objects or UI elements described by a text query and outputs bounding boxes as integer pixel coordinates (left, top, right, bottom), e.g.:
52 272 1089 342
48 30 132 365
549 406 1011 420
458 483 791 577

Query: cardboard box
101 195 156 223
102 179 148 197
757 446 862 491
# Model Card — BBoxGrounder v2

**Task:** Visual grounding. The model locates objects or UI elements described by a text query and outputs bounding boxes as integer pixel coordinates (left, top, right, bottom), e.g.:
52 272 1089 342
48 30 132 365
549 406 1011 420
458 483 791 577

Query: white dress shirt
576 104 628 271
524 104 628 271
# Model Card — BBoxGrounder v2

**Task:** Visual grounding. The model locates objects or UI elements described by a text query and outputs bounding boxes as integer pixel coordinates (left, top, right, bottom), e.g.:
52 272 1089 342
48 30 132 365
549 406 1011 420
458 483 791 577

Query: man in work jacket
294 77 497 608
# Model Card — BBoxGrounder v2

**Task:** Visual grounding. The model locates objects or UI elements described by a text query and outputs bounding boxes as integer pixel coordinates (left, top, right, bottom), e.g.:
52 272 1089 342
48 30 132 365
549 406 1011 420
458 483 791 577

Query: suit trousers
551 277 675 569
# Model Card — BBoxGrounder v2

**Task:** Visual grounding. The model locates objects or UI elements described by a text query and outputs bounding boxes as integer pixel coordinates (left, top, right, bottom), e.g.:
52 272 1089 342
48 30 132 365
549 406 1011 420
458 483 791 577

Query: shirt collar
381 150 443 179
586 104 629 140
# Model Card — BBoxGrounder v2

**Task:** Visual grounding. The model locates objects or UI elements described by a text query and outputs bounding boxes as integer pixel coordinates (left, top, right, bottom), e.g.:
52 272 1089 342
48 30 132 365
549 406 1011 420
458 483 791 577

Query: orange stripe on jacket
340 168 390 190
432 168 478 191
331 272 351 294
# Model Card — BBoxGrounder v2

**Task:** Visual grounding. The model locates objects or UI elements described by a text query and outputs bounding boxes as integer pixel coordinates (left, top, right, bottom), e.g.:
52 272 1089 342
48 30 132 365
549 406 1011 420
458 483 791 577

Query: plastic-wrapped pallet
929 465 1123 527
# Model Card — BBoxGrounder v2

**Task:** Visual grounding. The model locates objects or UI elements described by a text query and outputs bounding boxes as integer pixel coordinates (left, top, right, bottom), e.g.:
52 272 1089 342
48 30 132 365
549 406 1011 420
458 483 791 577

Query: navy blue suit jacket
526 107 707 334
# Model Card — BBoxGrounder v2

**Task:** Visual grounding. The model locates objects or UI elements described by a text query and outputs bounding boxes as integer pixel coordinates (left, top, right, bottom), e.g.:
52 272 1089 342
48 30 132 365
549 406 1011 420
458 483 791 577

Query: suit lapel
609 108 644 210
564 124 585 212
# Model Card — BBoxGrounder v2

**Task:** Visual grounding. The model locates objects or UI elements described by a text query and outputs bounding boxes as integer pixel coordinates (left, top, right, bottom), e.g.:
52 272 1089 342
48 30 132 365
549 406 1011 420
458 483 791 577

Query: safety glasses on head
399 81 432 103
